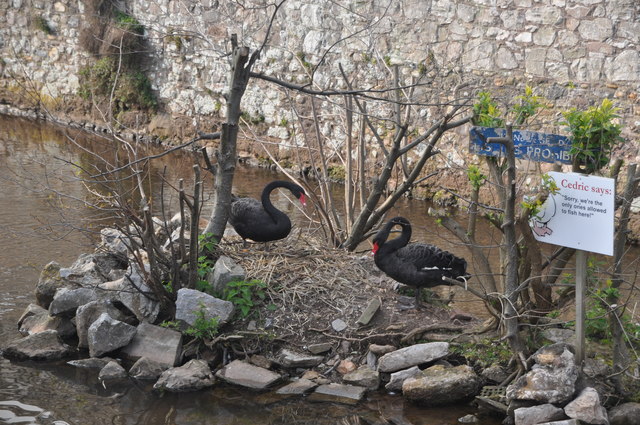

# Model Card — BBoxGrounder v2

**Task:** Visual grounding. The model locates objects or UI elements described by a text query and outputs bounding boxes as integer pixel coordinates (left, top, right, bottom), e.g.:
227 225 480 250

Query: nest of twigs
215 231 478 360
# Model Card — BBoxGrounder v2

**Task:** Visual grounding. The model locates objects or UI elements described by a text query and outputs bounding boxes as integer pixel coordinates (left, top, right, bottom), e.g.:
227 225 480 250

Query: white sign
529 172 615 256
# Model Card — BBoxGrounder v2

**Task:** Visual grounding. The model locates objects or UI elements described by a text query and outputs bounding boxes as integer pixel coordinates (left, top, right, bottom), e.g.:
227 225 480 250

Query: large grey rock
309 383 367 405
18 303 75 338
98 361 128 381
62 252 125 287
564 387 609 425
35 261 75 309
276 348 324 368
377 342 449 373
402 364 481 406
154 359 216 392
207 255 245 294
515 404 567 425
129 357 169 380
2 330 72 361
98 264 160 323
100 228 131 257
215 360 282 389
49 287 97 316
76 301 129 348
87 313 137 358
343 365 380 391
608 402 640 425
506 344 578 404
385 366 421 392
120 322 183 367
481 364 510 384
175 288 234 326
542 328 576 344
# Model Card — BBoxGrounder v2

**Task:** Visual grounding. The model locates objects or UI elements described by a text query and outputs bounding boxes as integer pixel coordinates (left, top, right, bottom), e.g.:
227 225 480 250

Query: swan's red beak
372 241 379 255
299 193 307 207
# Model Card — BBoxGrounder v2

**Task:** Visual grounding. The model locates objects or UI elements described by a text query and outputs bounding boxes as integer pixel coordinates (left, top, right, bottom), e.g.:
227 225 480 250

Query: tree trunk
489 125 526 360
203 36 252 240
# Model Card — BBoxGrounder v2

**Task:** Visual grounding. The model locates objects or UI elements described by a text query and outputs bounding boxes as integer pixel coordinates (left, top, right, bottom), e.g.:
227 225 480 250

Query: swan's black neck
261 180 302 221
376 217 411 253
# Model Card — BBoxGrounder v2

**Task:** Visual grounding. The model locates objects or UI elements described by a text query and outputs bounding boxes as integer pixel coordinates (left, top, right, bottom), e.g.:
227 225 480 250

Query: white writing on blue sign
469 126 573 164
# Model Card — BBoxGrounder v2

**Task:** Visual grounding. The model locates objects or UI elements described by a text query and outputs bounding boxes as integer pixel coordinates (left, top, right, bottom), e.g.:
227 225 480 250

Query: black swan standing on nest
229 180 306 246
372 216 468 308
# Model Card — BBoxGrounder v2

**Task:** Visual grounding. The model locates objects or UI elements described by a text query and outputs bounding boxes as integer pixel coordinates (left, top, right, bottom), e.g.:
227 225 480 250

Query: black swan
372 216 468 307
229 180 306 245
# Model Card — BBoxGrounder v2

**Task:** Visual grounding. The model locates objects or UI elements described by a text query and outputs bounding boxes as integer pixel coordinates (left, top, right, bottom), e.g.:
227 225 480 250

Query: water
0 114 516 424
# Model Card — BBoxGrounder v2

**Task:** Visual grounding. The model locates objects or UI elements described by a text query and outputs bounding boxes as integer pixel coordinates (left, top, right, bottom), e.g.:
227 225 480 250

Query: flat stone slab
308 383 367 405
385 366 421 391
377 342 449 372
276 348 324 368
154 359 215 392
343 366 380 391
67 357 115 369
2 330 71 361
121 322 183 367
357 297 381 326
307 343 333 355
275 378 318 395
215 360 282 389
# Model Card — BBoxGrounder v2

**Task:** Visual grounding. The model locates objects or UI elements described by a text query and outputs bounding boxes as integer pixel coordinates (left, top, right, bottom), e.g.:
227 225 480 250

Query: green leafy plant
195 233 218 293
467 165 486 191
184 303 219 341
166 30 184 50
114 70 157 111
196 258 214 293
199 232 217 255
295 52 312 71
33 16 53 35
78 57 157 113
114 10 144 35
417 61 427 76
240 111 266 125
328 165 346 181
521 173 559 217
561 99 623 173
512 85 546 126
160 320 180 330
224 279 267 318
163 280 174 293
472 91 504 127
451 340 512 367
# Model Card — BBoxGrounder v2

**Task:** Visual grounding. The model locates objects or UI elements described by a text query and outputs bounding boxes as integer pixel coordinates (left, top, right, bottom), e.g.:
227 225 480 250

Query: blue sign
469 126 573 164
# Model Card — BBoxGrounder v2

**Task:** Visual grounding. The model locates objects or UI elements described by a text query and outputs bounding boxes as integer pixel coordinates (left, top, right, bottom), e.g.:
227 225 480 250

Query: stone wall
1 0 638 157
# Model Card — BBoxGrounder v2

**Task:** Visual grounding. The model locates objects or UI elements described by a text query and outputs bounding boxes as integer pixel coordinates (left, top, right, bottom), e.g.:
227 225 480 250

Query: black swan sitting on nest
229 180 306 245
372 216 468 308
